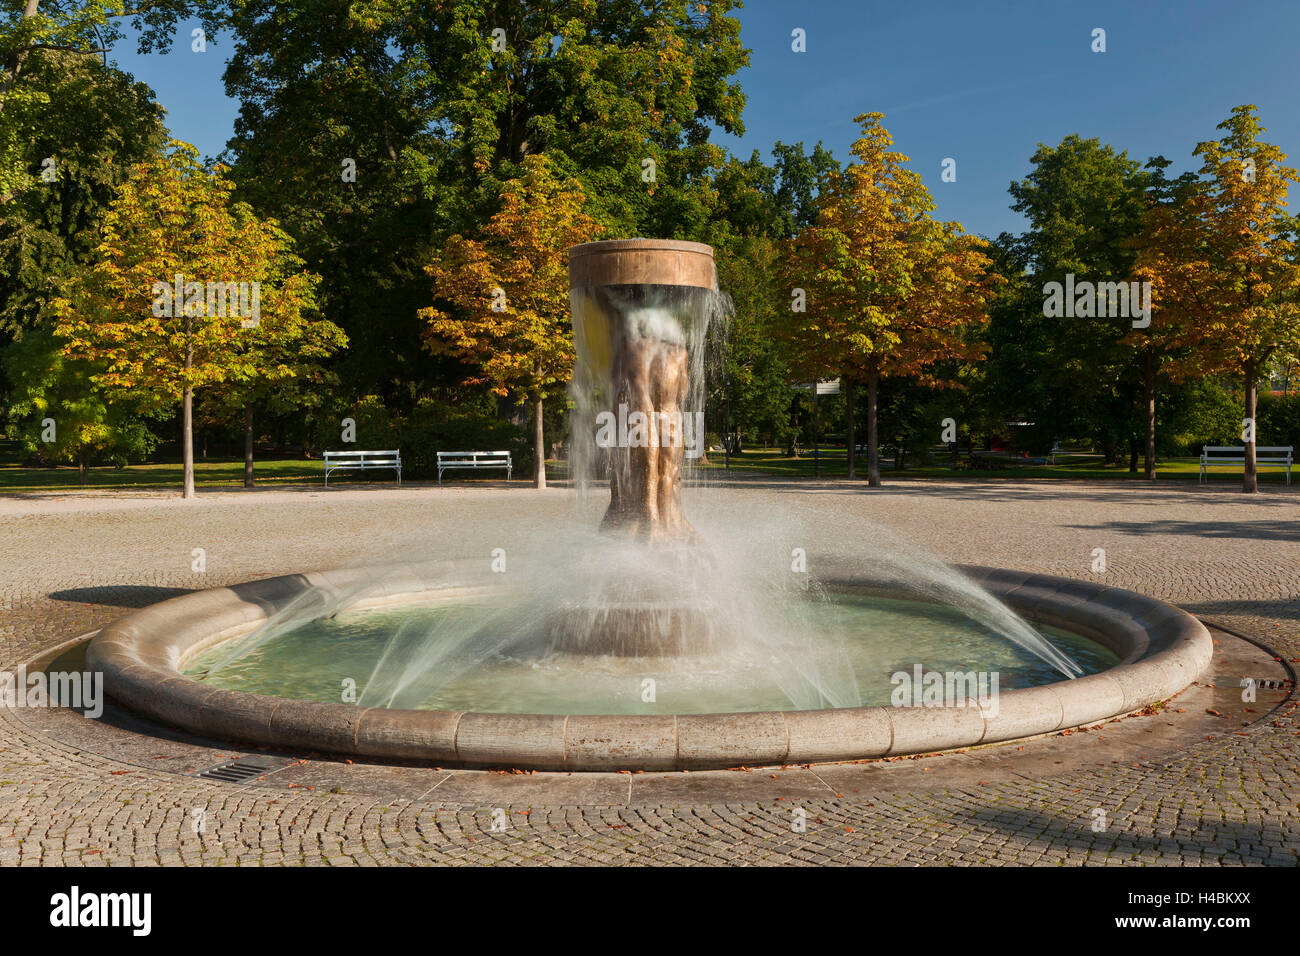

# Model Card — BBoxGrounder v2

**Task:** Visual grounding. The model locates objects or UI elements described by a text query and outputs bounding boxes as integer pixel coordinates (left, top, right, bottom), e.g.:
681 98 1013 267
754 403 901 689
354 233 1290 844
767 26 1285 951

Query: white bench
1200 445 1292 486
437 450 512 486
322 449 401 487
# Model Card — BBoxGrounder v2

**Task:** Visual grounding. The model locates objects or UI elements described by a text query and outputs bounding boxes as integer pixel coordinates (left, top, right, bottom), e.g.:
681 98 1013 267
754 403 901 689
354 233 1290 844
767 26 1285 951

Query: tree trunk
182 387 196 499
244 404 255 488
1243 364 1258 493
1128 439 1139 473
1143 344 1156 480
533 394 546 489
182 314 196 498
844 378 856 480
866 369 881 487
79 457 87 487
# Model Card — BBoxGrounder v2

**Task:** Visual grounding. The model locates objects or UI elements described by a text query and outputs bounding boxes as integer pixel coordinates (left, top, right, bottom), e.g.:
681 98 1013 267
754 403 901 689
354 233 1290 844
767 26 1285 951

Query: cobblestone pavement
0 478 1296 866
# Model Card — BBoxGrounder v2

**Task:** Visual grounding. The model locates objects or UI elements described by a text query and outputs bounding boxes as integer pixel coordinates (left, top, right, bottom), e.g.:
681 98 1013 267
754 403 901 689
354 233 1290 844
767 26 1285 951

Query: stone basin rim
85 563 1213 771
567 238 716 258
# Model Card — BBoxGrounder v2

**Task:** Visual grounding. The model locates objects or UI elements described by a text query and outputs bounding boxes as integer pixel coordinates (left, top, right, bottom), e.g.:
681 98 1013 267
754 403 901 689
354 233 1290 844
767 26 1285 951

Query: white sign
793 380 840 396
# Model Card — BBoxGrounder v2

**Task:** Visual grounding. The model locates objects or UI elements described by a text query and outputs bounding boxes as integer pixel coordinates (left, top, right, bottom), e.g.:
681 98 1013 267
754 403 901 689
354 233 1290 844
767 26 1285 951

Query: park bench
1199 445 1292 486
437 450 512 486
322 449 401 487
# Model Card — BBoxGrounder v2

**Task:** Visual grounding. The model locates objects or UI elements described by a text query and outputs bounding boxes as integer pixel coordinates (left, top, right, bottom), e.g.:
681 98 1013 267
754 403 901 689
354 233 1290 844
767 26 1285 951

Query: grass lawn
696 447 1293 483
0 456 328 493
0 444 1290 492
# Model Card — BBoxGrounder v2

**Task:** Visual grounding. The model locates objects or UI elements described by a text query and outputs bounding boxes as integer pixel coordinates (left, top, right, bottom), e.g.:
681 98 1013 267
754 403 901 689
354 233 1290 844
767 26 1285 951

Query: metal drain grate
1249 678 1292 690
196 755 290 784
1223 676 1294 691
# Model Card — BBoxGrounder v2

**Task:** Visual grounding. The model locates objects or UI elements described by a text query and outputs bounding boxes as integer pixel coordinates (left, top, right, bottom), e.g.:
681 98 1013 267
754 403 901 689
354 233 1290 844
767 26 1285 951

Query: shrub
399 399 528 480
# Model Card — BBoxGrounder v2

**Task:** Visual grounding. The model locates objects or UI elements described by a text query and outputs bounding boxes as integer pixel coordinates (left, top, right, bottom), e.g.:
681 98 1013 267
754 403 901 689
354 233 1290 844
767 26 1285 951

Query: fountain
558 239 725 655
84 239 1214 770
569 239 717 541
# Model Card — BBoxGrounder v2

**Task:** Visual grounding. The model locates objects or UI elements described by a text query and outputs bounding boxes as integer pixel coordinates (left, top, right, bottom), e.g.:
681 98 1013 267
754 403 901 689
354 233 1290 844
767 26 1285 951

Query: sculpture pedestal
563 239 723 655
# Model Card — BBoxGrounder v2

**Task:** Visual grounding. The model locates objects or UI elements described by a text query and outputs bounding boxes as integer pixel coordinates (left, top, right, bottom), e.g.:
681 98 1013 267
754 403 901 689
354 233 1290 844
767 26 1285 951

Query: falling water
196 260 1083 711
568 282 730 532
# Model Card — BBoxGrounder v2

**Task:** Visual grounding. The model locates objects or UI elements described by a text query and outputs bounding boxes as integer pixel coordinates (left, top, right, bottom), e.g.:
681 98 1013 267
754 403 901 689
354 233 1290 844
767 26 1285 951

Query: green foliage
877 376 963 469
1009 135 1149 276
402 398 529 479
996 136 1152 455
310 393 527 480
0 0 223 188
0 1 225 58
709 141 840 244
0 51 165 368
3 326 159 476
10 7 1296 495
1257 391 1300 449
705 142 842 450
715 235 797 450
221 0 750 407
54 142 333 403
1158 377 1243 454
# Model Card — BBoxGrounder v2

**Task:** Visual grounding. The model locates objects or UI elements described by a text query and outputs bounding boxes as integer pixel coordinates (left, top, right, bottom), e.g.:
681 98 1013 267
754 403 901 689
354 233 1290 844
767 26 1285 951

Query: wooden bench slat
1199 445 1292 486
437 450 513 486
322 450 402 488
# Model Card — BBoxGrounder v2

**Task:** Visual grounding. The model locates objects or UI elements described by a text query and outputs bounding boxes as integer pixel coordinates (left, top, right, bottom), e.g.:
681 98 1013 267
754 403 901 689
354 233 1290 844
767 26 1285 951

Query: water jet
86 239 1213 770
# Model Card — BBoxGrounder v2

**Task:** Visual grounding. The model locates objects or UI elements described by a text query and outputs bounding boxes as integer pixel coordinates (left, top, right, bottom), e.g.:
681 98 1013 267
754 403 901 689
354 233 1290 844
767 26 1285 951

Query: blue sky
111 0 1300 238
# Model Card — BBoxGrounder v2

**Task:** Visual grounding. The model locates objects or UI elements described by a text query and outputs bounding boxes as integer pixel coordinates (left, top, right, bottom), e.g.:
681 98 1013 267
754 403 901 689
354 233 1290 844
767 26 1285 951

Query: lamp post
724 373 731 472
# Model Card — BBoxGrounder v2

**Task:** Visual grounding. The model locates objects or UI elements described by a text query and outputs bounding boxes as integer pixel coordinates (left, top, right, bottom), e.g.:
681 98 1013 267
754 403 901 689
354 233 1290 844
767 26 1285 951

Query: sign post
793 380 841 478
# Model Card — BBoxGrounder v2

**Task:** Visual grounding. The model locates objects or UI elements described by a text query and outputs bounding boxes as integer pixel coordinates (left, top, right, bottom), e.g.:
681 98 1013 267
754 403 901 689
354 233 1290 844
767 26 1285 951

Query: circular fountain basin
182 596 1118 713
87 564 1212 771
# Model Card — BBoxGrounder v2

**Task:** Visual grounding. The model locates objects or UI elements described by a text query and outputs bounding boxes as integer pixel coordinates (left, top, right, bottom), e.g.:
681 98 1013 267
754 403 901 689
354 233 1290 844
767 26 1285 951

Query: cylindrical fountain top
569 239 717 290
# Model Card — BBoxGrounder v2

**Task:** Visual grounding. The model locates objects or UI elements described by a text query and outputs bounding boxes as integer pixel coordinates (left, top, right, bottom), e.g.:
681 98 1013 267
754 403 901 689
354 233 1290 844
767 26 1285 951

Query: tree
0 0 223 193
214 290 346 487
391 0 748 238
706 142 841 456
1145 105 1300 492
53 141 328 497
969 234 1051 452
1127 156 1200 479
708 140 840 243
420 154 601 488
0 48 166 431
220 0 454 407
219 0 750 410
878 375 952 471
1004 135 1153 469
782 113 996 485
714 235 797 454
0 50 165 338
